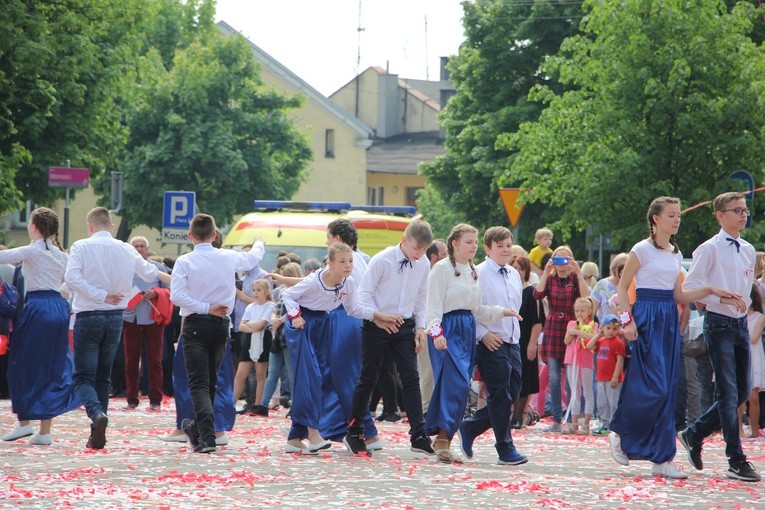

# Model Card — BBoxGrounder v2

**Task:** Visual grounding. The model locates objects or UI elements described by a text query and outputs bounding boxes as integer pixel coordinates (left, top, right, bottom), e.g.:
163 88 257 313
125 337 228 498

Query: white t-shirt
241 301 275 360
632 239 682 291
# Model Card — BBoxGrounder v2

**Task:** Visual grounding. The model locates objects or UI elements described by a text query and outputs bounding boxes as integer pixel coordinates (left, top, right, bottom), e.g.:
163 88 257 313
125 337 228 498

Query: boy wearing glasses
679 192 760 482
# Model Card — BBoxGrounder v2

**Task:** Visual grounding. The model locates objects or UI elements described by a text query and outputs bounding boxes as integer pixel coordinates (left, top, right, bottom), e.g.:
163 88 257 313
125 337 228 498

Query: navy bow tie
499 267 508 278
726 237 740 253
398 258 413 273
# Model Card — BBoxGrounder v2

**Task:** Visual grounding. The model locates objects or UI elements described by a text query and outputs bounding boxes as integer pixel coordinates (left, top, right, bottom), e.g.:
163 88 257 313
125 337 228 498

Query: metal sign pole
64 159 71 248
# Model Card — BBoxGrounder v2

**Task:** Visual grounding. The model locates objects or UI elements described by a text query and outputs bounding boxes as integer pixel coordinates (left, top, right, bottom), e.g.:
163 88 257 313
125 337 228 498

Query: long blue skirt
425 310 475 437
173 335 235 431
320 306 378 441
7 291 81 420
611 288 679 463
286 309 329 433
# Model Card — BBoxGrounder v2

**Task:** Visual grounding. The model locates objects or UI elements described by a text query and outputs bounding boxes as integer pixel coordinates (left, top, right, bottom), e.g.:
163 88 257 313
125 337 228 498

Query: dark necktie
499 267 508 278
726 237 740 253
399 258 412 273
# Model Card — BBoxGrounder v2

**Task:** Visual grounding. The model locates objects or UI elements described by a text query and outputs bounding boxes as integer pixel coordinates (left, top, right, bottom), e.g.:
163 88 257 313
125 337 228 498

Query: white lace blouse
0 239 67 292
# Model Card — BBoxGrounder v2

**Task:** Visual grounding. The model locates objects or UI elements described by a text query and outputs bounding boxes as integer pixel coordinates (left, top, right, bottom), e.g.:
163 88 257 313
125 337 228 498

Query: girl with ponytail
0 208 81 445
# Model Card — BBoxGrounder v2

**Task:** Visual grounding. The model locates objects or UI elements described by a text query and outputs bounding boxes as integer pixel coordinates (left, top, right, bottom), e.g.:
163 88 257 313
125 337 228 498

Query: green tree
0 0 141 212
419 0 583 246
109 3 311 234
505 0 765 251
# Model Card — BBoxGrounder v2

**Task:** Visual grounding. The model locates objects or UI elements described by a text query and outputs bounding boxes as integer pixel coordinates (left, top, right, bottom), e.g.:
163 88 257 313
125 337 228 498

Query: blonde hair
251 279 274 303
550 246 574 276
575 296 595 321
581 261 599 278
535 228 553 242
609 253 628 276
281 262 302 278
327 242 353 261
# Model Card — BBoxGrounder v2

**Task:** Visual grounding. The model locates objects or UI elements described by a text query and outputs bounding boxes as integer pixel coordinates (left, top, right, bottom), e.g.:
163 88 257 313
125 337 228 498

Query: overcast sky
215 0 467 96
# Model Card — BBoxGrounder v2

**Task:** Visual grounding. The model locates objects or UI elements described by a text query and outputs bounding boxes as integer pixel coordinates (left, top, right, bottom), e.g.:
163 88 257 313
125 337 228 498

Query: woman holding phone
533 246 589 432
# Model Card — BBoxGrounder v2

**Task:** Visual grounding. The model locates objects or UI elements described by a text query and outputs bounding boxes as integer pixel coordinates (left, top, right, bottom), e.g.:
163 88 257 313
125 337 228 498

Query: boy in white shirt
679 192 759 482
171 214 264 453
458 226 527 465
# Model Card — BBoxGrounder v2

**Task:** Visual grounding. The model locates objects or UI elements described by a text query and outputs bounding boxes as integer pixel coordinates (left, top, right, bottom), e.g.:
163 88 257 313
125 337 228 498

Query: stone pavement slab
1 399 763 509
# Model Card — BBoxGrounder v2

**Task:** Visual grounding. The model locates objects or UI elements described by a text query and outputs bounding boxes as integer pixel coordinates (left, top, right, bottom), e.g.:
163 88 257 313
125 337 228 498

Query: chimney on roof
439 57 450 81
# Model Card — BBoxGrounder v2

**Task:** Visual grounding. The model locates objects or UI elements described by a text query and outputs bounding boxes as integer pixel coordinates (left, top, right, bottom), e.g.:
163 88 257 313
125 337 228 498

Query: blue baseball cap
602 314 619 325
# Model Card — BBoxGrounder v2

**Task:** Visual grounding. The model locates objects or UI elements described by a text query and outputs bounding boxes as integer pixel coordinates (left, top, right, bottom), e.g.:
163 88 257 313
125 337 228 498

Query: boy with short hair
586 314 626 435
679 192 760 482
344 220 435 455
529 228 553 274
458 226 526 465
171 214 265 453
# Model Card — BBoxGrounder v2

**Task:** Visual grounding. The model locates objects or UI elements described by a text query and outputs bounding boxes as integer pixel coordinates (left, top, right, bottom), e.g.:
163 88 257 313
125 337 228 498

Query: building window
367 186 384 206
325 129 335 158
405 187 421 208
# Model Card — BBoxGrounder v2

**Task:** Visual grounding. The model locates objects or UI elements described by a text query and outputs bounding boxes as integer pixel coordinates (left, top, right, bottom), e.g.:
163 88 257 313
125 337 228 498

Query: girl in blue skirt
0 208 81 445
425 224 520 463
609 197 735 479
281 242 397 454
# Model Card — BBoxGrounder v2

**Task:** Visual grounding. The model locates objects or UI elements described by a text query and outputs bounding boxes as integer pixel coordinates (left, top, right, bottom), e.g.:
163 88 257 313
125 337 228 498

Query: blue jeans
461 343 522 456
73 310 125 422
689 312 750 464
547 356 563 424
260 348 292 407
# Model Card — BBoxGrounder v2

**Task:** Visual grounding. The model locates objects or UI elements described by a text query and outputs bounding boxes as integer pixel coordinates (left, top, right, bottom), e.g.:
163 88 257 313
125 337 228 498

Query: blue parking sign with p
163 191 196 229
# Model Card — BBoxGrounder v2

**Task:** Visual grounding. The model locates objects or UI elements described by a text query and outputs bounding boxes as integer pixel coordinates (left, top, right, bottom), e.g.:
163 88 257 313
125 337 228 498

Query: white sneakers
608 432 630 466
2 423 34 442
159 433 189 443
652 461 688 479
29 433 52 446
608 431 687 479
365 440 384 452
2 425 52 445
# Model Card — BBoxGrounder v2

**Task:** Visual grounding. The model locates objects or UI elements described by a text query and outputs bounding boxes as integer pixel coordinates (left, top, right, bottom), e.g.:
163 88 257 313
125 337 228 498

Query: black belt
76 309 124 317
187 313 229 323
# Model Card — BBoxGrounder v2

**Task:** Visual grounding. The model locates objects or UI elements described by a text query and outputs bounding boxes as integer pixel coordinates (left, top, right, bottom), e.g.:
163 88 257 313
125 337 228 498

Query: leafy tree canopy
98 0 311 234
504 0 765 251
419 0 583 245
0 0 140 212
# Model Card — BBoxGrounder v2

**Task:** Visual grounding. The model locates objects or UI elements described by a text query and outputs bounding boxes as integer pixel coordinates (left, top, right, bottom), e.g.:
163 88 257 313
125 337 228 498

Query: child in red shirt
587 314 625 435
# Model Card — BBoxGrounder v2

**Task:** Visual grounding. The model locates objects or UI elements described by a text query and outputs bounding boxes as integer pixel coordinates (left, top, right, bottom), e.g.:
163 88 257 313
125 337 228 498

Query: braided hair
646 197 680 254
446 223 478 281
30 207 63 251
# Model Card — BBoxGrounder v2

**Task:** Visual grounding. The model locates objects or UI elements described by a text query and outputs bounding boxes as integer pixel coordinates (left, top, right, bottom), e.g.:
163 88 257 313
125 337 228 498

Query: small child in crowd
739 285 765 439
235 279 275 417
528 228 553 275
586 314 625 435
563 297 598 434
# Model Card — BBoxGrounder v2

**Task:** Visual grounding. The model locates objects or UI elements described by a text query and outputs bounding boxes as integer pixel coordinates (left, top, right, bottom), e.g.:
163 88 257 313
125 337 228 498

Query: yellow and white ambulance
223 201 417 270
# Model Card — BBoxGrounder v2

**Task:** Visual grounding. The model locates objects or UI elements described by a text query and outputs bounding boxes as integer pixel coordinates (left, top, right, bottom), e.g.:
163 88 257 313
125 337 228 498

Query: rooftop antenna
424 15 429 80
354 0 365 117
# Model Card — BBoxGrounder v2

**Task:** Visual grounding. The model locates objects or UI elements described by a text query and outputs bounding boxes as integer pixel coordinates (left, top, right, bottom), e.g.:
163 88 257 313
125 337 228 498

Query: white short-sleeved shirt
632 239 682 291
241 301 275 326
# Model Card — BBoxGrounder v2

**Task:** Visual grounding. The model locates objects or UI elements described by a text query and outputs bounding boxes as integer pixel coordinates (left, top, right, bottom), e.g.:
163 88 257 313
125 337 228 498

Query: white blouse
425 259 504 330
0 239 67 292
632 239 682 291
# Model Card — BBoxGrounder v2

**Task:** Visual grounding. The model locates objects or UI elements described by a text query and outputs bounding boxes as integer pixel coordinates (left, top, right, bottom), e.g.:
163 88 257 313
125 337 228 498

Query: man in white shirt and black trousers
458 226 527 465
679 192 760 482
171 214 264 453
65 207 170 450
